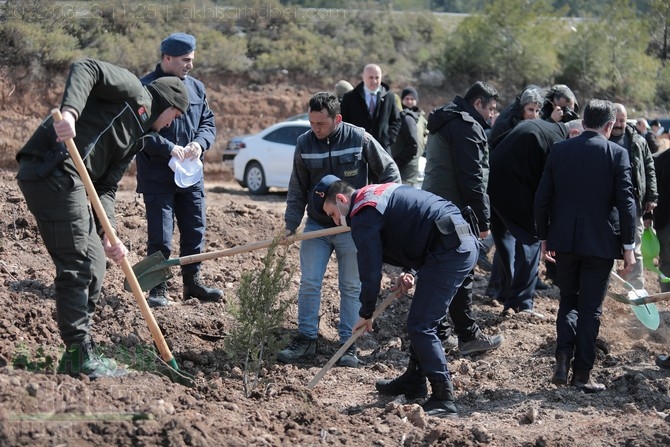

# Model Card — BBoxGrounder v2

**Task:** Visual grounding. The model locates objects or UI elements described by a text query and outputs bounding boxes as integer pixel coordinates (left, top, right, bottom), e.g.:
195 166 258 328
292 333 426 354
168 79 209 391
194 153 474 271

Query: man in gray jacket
278 92 400 367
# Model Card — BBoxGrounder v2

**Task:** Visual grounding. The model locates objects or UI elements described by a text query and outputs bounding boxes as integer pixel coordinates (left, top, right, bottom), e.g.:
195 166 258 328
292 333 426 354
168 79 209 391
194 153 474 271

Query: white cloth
168 156 203 188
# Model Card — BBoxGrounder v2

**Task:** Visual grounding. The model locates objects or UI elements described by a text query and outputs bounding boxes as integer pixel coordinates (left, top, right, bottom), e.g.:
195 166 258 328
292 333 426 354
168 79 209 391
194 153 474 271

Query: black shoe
277 336 317 363
422 380 458 418
148 282 169 308
571 370 605 393
337 344 359 368
551 352 571 385
375 358 428 399
459 333 504 356
183 272 223 302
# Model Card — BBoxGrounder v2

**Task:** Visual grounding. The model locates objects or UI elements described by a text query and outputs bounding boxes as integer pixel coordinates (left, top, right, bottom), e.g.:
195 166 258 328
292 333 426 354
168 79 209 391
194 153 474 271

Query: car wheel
245 162 268 195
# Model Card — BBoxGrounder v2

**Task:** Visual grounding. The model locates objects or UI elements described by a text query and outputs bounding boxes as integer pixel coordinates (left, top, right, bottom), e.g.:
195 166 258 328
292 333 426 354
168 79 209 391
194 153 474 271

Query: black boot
422 379 458 418
571 369 605 393
551 352 571 385
58 338 126 379
148 282 169 308
183 272 223 302
375 358 428 399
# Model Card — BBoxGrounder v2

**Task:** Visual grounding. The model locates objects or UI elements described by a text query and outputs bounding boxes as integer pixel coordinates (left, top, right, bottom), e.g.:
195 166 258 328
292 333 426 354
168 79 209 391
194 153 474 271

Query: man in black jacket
421 81 504 355
489 119 581 317
340 64 401 152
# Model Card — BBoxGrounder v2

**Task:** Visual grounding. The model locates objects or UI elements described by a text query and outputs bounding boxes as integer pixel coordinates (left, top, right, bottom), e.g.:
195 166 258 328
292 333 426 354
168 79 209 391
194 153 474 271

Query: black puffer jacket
421 96 491 232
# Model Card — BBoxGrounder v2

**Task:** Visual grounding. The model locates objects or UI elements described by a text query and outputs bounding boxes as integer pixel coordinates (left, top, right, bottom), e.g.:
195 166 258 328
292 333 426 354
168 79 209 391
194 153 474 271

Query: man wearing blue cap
313 175 478 418
136 32 222 307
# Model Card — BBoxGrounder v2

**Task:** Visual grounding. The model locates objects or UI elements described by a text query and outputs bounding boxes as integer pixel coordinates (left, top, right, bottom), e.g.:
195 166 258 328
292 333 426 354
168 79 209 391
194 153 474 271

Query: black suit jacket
534 131 636 260
340 82 401 150
489 119 568 243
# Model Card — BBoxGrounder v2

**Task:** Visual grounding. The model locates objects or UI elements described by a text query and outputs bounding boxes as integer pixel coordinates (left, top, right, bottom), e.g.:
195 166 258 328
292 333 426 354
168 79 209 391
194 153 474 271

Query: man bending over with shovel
16 59 189 379
314 175 478 418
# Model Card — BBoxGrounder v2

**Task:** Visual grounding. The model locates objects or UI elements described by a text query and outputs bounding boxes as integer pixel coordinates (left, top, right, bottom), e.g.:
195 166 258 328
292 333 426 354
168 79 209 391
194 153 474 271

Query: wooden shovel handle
51 109 176 366
307 288 403 389
176 225 351 267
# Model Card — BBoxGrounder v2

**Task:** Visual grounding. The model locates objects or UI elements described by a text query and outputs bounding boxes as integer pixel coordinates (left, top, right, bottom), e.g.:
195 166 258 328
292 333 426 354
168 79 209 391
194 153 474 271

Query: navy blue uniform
136 64 216 276
348 184 478 383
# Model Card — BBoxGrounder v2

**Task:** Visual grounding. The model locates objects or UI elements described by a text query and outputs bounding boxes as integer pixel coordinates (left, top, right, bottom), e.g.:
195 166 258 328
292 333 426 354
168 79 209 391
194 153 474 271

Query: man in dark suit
489 119 580 317
340 64 401 153
534 99 636 393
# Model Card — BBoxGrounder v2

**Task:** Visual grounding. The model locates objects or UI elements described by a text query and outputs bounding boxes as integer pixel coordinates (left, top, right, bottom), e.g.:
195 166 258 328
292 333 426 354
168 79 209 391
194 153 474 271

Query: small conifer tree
225 236 294 396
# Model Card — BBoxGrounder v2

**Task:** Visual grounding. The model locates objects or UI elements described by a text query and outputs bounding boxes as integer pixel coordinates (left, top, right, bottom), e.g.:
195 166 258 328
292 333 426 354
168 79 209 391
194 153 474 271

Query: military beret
160 33 196 56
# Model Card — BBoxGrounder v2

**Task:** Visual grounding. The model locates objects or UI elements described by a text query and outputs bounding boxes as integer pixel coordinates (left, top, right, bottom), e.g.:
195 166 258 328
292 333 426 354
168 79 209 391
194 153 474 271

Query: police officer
315 175 478 418
136 33 222 307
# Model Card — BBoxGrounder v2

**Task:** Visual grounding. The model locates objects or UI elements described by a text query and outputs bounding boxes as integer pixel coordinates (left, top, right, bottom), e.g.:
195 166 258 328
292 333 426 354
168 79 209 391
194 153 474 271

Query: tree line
1 0 668 113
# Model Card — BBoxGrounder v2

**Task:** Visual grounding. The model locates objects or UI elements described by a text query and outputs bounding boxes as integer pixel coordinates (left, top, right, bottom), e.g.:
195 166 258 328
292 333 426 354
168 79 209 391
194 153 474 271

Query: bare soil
1 76 670 446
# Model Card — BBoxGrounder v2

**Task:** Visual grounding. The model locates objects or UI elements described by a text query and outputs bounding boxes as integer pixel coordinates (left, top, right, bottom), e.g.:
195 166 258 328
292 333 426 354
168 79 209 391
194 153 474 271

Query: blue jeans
408 234 478 383
297 219 361 343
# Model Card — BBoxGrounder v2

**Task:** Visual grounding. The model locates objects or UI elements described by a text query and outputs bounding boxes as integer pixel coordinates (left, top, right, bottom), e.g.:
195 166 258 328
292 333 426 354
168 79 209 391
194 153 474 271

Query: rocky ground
0 165 670 446
1 74 670 446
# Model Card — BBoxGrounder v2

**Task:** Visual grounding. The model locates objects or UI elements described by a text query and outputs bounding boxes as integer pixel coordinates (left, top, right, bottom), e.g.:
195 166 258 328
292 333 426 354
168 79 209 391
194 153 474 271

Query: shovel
307 288 403 389
51 109 194 386
609 270 660 330
125 226 351 292
641 227 670 283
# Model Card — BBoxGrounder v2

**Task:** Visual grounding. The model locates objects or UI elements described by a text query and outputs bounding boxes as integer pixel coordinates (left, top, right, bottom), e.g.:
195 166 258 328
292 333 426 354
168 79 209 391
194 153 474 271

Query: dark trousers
436 267 481 342
143 189 206 276
407 235 477 383
554 252 613 372
490 212 540 311
18 166 105 345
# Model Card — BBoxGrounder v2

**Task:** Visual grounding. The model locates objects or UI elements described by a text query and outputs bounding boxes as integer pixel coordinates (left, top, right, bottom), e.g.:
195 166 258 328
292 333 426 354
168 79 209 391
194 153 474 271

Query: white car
233 120 311 195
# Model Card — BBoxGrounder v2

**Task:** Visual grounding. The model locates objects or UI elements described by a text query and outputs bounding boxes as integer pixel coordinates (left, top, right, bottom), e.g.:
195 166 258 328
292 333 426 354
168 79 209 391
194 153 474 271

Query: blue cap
160 33 196 56
309 175 341 215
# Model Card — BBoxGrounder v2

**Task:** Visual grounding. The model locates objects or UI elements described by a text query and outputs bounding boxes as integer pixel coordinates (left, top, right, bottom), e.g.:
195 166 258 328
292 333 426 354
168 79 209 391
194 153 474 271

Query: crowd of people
15 32 670 417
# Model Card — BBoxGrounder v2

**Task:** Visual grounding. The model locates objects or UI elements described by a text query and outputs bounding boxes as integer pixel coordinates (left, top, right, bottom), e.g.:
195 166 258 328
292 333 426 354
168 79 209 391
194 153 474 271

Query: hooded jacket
421 96 491 232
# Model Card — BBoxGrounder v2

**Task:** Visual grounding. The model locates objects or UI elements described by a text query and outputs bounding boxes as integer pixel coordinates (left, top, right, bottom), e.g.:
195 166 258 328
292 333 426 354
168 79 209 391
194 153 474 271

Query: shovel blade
124 251 175 292
627 290 661 330
156 357 196 387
